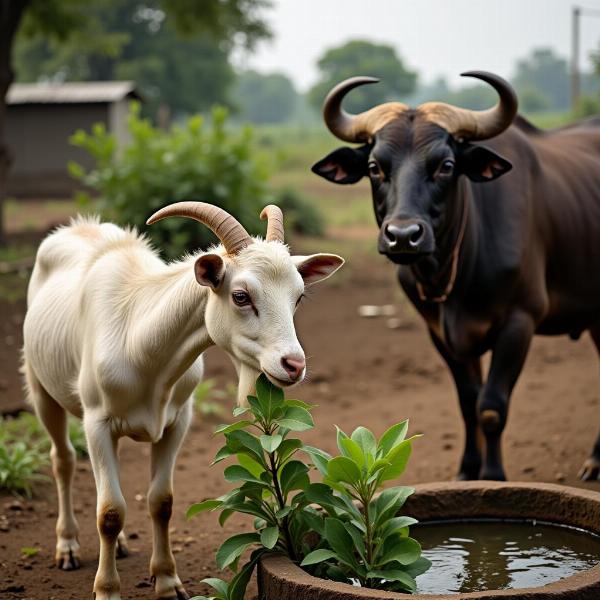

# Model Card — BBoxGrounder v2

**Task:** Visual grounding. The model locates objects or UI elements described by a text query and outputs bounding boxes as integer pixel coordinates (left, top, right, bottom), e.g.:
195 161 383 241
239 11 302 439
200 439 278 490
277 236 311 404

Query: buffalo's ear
459 144 512 182
311 145 370 184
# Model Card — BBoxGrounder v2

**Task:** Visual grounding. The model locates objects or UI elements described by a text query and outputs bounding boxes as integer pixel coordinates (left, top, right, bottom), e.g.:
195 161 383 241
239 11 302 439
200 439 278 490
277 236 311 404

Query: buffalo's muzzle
379 218 434 262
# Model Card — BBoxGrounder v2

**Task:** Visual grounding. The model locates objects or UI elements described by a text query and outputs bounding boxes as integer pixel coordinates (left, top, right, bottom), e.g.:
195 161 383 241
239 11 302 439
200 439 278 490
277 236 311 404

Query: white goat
22 202 343 600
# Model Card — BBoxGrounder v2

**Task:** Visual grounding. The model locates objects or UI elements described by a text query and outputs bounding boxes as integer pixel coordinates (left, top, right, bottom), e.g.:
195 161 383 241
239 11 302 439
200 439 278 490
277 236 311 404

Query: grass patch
0 411 88 497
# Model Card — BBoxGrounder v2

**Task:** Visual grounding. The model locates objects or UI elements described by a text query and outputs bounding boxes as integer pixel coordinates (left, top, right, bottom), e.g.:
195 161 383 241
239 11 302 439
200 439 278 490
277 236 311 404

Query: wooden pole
571 5 581 113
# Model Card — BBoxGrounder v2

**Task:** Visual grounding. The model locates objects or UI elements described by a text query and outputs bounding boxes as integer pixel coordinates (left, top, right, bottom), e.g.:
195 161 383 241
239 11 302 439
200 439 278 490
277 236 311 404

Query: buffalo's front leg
148 401 192 599
478 310 535 480
429 330 483 480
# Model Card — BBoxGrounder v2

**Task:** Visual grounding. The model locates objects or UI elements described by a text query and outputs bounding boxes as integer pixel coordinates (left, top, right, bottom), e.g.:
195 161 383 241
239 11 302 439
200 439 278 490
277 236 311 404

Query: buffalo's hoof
479 466 506 481
578 457 600 481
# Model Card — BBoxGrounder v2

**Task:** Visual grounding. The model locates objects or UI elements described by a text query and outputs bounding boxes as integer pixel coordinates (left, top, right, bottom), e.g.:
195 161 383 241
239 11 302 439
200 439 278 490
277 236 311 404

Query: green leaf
232 406 249 417
302 446 331 475
275 505 292 519
224 465 265 485
278 407 314 431
255 373 284 420
212 445 233 465
324 517 358 568
339 437 365 469
404 556 432 578
260 526 279 549
303 482 336 507
228 551 263 600
379 439 413 483
376 535 421 567
335 426 350 455
344 522 366 561
186 499 221 519
379 516 418 541
260 434 282 453
200 577 229 598
226 430 264 462
280 460 310 495
277 438 303 462
214 420 253 436
283 399 314 410
326 456 361 485
218 509 234 527
377 420 409 457
366 569 416 592
374 487 414 526
351 426 377 458
237 453 265 478
300 548 339 566
216 533 260 570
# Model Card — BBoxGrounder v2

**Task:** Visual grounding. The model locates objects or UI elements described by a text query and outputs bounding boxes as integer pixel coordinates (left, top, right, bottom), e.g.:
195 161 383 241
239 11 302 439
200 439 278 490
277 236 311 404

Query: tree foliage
513 47 569 111
14 0 272 118
308 40 417 113
232 70 298 124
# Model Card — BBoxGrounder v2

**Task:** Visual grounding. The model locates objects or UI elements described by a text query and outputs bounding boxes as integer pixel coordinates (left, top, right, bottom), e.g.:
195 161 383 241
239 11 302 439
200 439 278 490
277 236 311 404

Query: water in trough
413 520 600 594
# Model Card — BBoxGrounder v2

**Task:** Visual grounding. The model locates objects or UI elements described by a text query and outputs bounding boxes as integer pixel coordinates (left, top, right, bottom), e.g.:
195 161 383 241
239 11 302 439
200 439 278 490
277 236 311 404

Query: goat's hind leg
26 366 80 570
148 401 192 599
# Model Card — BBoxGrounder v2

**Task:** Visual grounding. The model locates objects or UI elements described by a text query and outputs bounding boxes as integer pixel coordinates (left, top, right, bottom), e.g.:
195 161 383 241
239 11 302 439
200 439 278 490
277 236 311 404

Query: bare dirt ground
1 244 599 599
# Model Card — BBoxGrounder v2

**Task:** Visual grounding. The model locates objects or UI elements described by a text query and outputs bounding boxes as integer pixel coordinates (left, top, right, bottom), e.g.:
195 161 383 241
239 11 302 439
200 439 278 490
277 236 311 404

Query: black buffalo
312 71 600 481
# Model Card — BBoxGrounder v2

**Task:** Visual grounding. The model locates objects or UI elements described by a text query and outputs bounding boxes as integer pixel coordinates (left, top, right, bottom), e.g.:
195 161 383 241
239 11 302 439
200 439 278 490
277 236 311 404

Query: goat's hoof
56 540 81 570
92 592 121 600
578 457 600 481
153 574 189 599
116 532 129 558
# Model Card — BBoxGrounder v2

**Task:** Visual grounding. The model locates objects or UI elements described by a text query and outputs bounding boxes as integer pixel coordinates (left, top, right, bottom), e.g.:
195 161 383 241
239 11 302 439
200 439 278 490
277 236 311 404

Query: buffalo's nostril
408 224 424 247
384 224 400 246
281 356 305 380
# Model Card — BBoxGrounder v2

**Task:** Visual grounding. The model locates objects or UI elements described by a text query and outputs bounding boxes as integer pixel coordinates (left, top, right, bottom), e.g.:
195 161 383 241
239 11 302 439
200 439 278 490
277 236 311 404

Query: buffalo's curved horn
146 201 252 255
260 204 284 243
418 71 518 141
323 76 409 142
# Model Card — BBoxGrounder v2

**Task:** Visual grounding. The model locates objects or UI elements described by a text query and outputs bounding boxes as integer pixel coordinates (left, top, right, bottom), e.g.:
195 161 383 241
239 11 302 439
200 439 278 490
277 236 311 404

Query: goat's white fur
22 215 343 600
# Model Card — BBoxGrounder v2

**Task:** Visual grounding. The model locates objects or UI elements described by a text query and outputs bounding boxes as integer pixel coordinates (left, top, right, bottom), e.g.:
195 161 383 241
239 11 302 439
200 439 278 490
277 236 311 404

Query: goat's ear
293 254 345 286
194 254 225 290
311 145 370 184
458 144 512 182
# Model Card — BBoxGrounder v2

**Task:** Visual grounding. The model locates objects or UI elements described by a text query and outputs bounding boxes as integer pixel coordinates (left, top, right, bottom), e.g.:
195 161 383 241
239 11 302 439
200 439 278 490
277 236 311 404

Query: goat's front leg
478 310 535 481
148 401 192 599
84 414 126 600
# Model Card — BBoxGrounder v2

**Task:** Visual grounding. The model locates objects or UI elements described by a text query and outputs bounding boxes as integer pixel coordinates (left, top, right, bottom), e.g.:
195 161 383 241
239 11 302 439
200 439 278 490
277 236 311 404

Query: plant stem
361 491 374 587
268 451 298 562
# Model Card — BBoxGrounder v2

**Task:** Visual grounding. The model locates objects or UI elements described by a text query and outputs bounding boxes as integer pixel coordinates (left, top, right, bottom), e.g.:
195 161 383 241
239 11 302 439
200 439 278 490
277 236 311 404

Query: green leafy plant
0 438 49 497
187 375 429 599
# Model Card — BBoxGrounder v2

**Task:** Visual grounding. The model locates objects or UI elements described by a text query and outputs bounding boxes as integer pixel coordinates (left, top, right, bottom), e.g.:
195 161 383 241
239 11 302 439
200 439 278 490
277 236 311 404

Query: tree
232 70 298 124
13 2 240 118
308 40 417 114
0 0 271 244
512 47 569 111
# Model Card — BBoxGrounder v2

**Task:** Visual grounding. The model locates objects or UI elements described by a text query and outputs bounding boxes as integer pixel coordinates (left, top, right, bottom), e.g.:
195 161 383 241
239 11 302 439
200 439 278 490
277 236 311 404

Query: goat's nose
384 222 424 251
281 355 305 381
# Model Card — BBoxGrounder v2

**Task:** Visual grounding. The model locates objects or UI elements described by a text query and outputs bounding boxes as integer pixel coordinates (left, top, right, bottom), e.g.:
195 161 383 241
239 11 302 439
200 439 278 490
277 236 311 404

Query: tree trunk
0 0 30 246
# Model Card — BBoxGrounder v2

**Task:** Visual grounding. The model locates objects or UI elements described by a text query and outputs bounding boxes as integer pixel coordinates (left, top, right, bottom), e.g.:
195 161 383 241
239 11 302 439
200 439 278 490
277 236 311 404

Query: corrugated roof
7 81 141 104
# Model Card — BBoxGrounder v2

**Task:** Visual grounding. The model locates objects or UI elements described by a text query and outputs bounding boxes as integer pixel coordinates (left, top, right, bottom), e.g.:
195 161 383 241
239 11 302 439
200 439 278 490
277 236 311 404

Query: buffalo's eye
368 160 382 178
436 159 455 177
232 290 251 306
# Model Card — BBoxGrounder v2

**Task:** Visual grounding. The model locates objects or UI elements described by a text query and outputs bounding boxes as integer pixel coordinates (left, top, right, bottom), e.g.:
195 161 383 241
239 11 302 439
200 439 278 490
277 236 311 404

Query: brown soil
1 252 599 599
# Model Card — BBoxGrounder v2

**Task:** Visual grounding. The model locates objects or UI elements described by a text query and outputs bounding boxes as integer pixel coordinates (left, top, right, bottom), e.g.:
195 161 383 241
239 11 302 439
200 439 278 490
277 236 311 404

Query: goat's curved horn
418 71 518 141
323 76 409 143
146 201 252 254
260 205 284 243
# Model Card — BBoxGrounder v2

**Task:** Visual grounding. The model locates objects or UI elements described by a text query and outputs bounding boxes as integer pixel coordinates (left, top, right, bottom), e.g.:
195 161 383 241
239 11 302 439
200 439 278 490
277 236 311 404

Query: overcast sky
238 0 600 91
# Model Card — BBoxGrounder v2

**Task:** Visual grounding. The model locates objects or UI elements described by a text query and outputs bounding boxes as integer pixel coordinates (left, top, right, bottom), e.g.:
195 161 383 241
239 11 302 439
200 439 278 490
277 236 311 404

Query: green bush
69 103 324 258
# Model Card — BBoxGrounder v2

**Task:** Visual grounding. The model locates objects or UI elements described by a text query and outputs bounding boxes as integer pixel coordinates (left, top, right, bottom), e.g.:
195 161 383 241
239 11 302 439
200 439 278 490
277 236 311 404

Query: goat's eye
368 160 382 178
437 159 455 177
232 291 251 306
